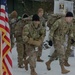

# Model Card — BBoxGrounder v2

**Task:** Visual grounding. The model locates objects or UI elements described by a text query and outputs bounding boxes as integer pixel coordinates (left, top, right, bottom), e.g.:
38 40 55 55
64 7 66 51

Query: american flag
0 0 12 75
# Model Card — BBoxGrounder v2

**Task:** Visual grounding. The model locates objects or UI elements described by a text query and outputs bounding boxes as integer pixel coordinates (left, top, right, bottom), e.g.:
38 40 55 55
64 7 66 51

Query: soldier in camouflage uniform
14 13 29 68
64 18 75 67
22 14 45 75
45 12 73 74
47 14 74 64
9 10 18 48
47 14 65 59
37 8 46 62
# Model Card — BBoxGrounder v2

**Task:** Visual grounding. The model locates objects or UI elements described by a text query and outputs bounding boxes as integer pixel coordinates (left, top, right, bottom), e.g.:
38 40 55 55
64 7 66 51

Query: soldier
9 10 18 48
45 12 73 74
37 8 46 62
22 14 45 75
14 13 29 68
64 18 75 66
47 14 64 58
37 8 46 27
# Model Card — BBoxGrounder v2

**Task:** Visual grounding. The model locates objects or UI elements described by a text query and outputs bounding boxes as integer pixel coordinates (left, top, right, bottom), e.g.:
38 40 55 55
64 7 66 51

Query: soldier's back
47 14 64 29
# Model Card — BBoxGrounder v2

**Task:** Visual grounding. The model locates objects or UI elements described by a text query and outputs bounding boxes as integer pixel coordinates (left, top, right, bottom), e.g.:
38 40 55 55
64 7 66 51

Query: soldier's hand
28 38 34 44
33 40 42 47
71 39 75 44
48 40 53 46
28 38 42 47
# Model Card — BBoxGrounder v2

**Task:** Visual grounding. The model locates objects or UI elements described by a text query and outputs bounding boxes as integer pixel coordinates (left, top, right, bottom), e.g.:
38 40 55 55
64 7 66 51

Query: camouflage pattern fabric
22 22 45 68
49 17 73 65
14 19 28 67
47 14 64 29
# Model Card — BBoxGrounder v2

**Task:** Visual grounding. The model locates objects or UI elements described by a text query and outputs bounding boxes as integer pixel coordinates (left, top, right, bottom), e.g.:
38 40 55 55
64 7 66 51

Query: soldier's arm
68 24 75 44
69 23 73 38
49 20 59 40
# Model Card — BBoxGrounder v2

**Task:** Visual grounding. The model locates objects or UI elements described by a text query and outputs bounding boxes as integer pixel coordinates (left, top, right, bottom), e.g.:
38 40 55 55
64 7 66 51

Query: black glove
48 40 53 46
71 39 75 44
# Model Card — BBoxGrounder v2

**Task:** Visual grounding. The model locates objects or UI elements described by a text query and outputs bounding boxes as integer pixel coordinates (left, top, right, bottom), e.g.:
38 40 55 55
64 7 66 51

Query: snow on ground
12 26 75 75
12 45 75 75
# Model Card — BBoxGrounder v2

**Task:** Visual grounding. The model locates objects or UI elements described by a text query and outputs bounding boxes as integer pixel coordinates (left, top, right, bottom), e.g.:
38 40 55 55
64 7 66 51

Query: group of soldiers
9 8 46 75
9 8 75 75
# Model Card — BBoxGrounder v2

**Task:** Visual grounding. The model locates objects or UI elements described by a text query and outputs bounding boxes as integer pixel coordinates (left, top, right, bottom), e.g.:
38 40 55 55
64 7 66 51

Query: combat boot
64 60 70 67
18 58 24 68
18 64 24 68
61 64 70 74
45 60 51 70
37 56 44 62
24 59 28 70
30 67 37 75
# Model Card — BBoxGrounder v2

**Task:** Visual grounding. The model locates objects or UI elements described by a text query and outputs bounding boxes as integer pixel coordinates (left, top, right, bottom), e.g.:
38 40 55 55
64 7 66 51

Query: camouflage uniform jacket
50 17 73 44
22 22 45 45
14 19 27 42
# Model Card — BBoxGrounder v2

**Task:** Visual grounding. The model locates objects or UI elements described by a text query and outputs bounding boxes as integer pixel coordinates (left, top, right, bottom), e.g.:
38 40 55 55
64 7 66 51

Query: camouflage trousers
11 34 14 48
37 45 42 57
65 39 72 61
49 40 65 65
16 42 26 66
25 44 37 68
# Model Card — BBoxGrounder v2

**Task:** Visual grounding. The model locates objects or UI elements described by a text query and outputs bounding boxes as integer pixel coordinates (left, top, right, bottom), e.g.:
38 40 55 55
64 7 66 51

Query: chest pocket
29 28 40 40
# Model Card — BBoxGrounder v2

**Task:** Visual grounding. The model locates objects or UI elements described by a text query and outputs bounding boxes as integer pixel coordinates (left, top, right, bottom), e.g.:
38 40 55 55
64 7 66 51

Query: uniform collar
62 17 72 24
31 22 41 30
